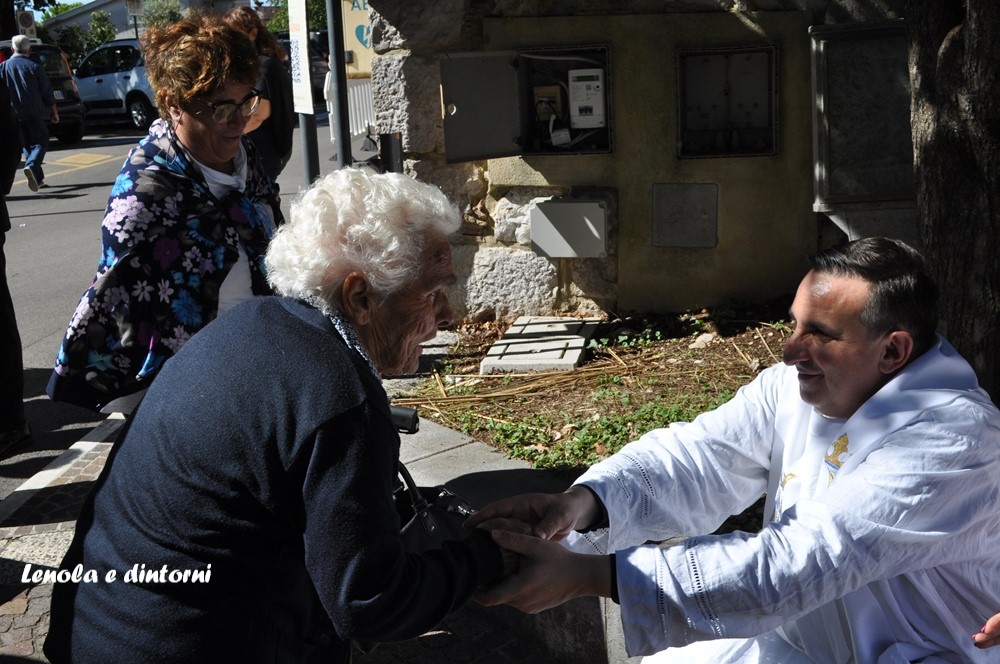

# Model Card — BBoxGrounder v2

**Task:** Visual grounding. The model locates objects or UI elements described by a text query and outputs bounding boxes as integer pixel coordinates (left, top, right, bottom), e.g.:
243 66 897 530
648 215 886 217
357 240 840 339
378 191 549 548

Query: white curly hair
265 167 461 312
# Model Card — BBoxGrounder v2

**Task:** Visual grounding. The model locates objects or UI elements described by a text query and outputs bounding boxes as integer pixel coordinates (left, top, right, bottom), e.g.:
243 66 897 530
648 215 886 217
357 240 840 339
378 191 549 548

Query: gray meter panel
530 200 608 258
441 52 522 162
441 46 612 161
651 183 718 248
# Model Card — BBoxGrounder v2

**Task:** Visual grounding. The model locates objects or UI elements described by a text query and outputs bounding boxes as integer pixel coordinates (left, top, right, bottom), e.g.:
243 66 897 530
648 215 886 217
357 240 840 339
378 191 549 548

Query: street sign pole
288 0 319 185
125 0 141 38
324 0 350 170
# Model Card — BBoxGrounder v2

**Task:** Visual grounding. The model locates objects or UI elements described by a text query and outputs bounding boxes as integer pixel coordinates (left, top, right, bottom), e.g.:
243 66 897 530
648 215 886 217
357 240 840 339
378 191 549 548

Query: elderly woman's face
167 80 257 173
357 233 456 376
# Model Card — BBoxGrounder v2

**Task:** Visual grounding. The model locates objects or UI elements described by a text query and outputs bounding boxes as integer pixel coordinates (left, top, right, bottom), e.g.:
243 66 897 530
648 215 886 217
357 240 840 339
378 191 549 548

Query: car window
32 47 68 80
78 48 113 78
112 46 138 72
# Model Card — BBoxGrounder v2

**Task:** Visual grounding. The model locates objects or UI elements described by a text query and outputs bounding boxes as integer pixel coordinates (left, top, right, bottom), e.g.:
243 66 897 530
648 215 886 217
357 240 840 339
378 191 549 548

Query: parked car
75 39 156 130
0 38 86 144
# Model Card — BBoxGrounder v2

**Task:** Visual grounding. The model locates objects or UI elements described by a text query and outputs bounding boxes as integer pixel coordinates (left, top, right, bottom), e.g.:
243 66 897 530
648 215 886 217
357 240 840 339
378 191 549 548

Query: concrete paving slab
397 415 478 465
480 316 601 374
2 531 75 569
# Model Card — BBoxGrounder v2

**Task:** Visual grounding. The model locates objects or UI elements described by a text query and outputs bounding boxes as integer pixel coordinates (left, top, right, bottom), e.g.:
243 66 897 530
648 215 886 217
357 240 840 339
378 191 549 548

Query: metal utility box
651 183 719 248
530 199 608 258
440 45 612 162
810 20 912 208
677 45 779 159
808 19 916 245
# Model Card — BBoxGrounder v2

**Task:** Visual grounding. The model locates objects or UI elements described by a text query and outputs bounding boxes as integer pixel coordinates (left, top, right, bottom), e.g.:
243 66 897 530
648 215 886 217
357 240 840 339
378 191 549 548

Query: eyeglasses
195 89 260 124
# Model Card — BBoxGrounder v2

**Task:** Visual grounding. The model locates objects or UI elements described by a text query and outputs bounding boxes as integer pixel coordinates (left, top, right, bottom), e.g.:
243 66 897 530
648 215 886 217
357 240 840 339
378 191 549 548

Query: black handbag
395 460 477 552
385 407 477 550
354 461 478 656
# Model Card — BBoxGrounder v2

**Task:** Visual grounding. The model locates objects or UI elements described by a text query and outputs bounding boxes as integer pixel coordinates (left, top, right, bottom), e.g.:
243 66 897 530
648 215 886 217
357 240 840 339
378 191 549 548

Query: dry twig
730 341 753 368
754 327 780 363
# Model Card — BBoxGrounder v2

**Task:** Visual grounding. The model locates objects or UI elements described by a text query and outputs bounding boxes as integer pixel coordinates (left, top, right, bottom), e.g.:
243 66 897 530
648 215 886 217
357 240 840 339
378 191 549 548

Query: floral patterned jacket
47 118 282 411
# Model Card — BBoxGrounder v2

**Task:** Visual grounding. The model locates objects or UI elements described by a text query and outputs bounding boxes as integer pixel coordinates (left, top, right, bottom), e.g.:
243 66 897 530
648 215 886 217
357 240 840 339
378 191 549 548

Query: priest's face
782 270 895 419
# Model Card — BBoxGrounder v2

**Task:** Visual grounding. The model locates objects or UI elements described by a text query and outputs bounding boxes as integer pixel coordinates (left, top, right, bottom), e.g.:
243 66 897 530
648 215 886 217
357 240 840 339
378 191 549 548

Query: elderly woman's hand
470 516 533 579
471 530 613 613
472 516 533 536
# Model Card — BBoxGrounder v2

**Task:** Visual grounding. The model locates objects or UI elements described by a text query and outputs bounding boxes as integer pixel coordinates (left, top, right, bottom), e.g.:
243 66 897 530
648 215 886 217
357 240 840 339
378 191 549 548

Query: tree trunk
905 0 1000 398
0 0 16 41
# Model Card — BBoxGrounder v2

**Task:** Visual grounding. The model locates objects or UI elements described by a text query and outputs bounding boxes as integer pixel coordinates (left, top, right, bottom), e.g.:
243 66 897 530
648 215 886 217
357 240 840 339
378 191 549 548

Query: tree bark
0 0 16 41
906 0 1000 398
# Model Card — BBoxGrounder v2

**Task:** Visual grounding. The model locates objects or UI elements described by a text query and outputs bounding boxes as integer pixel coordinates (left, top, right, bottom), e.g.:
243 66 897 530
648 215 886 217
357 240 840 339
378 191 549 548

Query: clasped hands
470 491 1000 651
465 486 612 614
469 489 1000 651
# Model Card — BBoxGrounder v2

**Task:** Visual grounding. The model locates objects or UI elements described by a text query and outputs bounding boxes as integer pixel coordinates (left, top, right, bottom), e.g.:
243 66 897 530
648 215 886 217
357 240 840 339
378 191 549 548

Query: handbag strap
397 461 430 512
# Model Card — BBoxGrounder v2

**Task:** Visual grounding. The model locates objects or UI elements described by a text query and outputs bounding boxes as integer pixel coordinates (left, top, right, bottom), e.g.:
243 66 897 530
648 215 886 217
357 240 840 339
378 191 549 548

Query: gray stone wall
370 1 627 322
368 0 905 323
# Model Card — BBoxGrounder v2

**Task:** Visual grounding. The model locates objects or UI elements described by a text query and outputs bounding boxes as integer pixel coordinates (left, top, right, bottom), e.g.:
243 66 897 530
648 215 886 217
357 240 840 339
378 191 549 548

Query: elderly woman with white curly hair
45 167 518 664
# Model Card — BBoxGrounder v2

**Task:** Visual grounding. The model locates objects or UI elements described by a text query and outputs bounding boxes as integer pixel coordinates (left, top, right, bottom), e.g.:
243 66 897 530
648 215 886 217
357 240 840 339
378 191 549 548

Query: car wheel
54 122 85 145
128 94 155 130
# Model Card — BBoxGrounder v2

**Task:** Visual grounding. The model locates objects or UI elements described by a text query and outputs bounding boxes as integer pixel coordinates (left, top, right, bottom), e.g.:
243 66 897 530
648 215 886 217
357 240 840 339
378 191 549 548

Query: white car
75 39 156 130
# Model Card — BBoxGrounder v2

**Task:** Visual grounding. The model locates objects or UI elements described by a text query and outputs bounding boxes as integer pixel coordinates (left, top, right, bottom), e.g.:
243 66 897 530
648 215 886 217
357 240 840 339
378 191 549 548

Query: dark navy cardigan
45 296 502 663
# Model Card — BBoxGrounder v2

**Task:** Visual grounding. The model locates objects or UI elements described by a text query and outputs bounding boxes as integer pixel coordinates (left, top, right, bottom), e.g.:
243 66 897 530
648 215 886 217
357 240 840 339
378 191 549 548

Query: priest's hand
472 529 611 614
465 485 602 542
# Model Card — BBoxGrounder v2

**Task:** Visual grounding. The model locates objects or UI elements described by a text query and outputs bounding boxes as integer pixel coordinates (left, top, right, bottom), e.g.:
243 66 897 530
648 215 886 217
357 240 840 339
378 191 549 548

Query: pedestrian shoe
23 167 39 192
37 182 50 189
0 421 32 458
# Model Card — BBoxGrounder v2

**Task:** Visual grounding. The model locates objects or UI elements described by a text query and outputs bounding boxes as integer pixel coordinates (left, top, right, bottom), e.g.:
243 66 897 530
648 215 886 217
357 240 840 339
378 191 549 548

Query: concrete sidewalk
0 328 636 663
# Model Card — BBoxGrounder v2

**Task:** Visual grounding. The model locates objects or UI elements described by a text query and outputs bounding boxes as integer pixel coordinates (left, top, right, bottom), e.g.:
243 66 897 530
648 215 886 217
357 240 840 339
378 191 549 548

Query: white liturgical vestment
570 337 1000 662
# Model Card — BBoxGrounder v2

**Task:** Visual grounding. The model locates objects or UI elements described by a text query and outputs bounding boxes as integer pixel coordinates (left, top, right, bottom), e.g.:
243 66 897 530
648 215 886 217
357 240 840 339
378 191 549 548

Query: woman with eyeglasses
46 14 282 415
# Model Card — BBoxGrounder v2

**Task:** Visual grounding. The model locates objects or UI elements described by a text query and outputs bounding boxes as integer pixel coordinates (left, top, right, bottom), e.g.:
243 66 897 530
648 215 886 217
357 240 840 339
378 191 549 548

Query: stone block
372 53 444 154
404 157 485 213
449 245 559 321
370 0 479 53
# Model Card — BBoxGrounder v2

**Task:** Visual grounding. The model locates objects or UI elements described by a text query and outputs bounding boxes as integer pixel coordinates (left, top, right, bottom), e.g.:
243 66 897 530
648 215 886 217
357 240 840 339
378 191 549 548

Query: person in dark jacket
224 6 296 183
0 34 59 191
0 74 31 456
44 167 520 663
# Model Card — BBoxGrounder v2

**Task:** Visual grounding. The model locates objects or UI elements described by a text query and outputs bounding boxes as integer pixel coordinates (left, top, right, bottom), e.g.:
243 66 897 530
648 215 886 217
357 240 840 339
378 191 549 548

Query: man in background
0 34 59 192
0 73 30 456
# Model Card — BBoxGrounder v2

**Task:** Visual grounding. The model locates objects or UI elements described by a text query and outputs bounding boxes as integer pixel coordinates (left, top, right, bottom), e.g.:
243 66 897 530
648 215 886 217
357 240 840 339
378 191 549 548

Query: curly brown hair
141 13 260 120
223 6 288 62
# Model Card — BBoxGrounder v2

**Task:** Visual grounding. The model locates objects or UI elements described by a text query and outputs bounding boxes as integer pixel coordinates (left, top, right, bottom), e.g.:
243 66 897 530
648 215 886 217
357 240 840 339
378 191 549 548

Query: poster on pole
287 0 314 115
